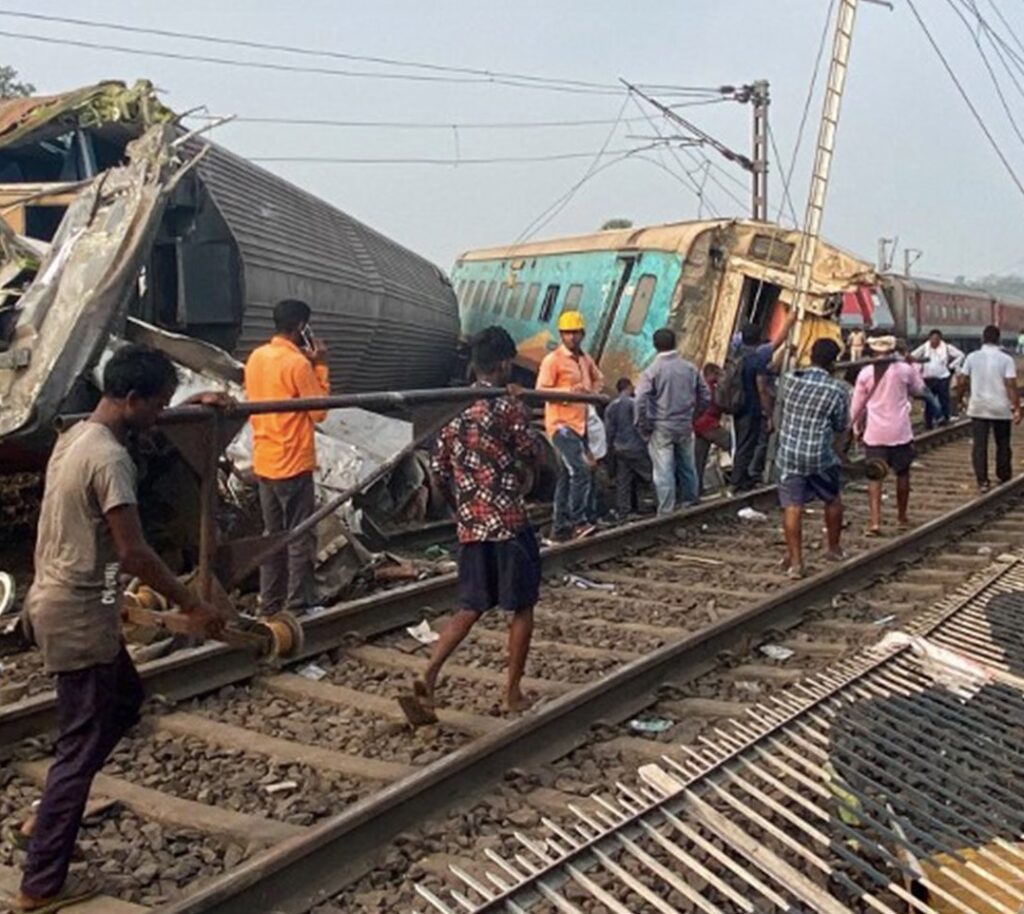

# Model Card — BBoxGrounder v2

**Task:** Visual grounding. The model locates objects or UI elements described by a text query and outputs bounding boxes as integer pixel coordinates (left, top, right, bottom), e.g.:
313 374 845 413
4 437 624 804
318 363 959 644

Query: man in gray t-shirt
16 346 228 912
634 327 709 514
956 324 1021 491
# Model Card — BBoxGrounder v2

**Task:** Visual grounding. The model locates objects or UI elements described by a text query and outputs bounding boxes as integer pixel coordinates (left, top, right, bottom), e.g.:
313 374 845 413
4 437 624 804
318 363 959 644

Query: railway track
0 420 1021 913
412 554 1024 914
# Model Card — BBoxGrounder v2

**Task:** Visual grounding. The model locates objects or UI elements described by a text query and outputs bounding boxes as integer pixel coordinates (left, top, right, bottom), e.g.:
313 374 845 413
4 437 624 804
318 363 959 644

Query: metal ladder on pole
788 0 859 360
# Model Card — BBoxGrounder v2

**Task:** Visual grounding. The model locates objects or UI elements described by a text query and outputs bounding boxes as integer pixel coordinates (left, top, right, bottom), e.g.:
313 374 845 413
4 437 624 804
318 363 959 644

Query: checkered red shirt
431 390 538 543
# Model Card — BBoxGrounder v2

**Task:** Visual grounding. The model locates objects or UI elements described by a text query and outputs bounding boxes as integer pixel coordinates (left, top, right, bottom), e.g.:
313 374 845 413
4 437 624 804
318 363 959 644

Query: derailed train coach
451 219 874 386
0 80 460 466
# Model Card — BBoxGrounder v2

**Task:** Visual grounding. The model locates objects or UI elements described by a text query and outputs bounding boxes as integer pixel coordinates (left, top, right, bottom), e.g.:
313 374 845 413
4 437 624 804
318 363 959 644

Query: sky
1 0 1022 280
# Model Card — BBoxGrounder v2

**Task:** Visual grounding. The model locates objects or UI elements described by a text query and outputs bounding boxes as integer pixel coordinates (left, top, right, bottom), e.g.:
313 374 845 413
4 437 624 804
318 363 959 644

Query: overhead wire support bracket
621 79 755 172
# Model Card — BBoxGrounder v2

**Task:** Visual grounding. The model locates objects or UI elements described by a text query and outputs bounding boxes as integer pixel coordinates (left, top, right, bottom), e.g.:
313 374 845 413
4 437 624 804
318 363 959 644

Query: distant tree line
954 272 1024 298
0 65 34 99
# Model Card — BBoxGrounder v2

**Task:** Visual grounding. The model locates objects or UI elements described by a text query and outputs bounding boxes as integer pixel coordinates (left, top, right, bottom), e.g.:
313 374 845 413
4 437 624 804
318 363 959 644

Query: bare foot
502 691 536 713
397 679 438 727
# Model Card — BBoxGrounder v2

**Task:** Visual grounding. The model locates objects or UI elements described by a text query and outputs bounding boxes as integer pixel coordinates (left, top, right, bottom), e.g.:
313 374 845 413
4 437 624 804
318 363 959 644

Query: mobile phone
300 324 316 350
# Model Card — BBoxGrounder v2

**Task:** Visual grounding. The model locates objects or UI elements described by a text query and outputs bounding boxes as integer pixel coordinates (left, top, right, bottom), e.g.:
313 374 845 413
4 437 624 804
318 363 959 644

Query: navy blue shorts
778 466 842 508
457 527 541 613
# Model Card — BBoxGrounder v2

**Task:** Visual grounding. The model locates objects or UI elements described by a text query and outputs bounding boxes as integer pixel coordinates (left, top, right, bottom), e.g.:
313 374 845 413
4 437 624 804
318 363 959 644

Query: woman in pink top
850 335 926 534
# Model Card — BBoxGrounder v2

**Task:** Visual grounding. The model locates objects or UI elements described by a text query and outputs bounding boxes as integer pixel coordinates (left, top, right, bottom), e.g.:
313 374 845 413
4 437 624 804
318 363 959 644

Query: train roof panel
881 272 1024 307
457 219 872 276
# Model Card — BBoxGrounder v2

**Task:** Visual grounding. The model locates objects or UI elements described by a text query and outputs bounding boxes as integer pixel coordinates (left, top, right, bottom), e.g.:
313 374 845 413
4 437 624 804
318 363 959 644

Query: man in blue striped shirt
775 338 850 578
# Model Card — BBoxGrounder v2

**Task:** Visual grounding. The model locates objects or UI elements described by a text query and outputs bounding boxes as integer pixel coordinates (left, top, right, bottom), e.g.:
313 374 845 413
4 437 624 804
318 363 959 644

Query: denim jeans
552 427 593 535
924 377 951 428
647 428 699 514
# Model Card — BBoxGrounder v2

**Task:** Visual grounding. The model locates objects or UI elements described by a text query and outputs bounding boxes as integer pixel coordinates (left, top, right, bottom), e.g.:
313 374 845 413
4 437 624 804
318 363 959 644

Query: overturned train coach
451 219 874 385
0 81 459 467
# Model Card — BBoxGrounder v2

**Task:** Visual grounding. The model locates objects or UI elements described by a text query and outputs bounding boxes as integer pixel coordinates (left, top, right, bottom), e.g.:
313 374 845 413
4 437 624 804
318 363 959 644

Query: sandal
14 876 97 913
864 528 882 538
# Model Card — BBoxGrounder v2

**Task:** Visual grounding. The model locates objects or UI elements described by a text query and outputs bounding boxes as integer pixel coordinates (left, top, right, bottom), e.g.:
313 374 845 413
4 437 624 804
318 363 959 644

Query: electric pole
877 237 894 272
750 80 770 221
904 248 922 276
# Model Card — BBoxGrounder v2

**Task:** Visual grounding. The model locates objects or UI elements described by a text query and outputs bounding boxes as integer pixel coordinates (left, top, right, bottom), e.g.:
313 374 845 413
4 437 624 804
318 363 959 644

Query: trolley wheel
259 610 306 660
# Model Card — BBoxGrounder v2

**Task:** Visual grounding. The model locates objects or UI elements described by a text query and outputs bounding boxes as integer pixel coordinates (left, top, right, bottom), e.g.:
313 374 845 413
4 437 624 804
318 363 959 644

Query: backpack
715 351 748 414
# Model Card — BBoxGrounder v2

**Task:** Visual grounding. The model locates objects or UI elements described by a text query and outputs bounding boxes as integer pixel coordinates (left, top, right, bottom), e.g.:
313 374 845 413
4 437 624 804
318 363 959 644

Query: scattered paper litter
406 619 440 645
565 573 616 592
297 663 328 681
760 644 795 662
873 614 897 626
875 631 997 700
737 507 768 521
628 716 674 734
977 545 993 556
264 780 299 795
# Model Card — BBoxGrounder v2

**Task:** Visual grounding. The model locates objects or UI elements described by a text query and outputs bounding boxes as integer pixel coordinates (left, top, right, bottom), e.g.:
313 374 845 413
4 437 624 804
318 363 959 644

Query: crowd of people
10 295 1023 909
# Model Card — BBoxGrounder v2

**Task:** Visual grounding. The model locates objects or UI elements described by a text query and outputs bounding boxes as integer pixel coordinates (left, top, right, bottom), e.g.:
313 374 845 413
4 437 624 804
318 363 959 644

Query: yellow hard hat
557 310 585 332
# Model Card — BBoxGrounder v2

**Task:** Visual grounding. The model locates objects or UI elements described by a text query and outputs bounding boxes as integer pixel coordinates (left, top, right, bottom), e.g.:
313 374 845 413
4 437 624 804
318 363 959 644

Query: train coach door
591 255 636 362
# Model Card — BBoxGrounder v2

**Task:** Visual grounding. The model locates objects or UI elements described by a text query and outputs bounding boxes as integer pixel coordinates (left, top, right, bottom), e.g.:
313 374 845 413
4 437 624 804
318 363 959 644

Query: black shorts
457 528 541 613
864 443 915 476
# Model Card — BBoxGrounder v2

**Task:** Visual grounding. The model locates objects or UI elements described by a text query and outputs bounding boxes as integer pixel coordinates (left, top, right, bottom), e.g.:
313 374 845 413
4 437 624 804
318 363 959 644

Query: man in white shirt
911 329 964 429
956 324 1021 492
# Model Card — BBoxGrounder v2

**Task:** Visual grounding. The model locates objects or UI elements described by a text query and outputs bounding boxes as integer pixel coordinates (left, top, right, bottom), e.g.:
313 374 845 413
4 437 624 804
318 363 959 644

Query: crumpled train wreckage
0 81 460 603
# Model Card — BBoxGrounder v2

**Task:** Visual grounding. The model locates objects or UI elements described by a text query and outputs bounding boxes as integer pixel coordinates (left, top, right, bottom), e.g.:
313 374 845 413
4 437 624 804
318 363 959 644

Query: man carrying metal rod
244 299 329 616
851 334 927 535
14 345 230 914
399 327 541 725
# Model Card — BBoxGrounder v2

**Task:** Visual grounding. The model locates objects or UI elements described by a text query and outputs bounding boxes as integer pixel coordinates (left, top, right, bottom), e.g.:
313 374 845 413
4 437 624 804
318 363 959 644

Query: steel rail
144 429 1024 914
421 557 1024 913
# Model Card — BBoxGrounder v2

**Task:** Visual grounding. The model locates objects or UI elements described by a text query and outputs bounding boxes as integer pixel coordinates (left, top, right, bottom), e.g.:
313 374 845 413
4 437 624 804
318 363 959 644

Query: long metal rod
54 386 609 429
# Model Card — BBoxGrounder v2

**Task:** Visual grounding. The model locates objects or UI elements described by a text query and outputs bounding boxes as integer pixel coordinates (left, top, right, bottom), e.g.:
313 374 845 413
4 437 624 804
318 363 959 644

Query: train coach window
624 274 657 335
483 280 498 311
522 282 541 320
507 283 523 319
495 283 509 315
540 284 561 322
563 283 583 313
471 280 486 311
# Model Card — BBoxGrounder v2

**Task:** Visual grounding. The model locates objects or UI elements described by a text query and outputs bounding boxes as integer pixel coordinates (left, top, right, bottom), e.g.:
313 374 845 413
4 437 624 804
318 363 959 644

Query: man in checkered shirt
399 326 541 726
775 338 850 578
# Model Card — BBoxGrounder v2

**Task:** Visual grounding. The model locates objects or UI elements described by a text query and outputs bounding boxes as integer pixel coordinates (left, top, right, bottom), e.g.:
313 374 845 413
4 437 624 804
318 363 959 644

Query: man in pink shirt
851 334 925 534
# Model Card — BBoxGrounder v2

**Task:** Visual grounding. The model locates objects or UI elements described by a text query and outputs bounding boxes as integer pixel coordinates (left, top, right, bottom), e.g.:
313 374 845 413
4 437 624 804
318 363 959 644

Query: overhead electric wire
944 0 1024 149
626 92 720 216
767 122 800 225
183 100 729 132
954 0 1024 103
0 8 726 99
0 29 624 95
986 0 1024 57
247 146 666 166
784 0 836 219
905 0 1024 198
513 92 635 243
